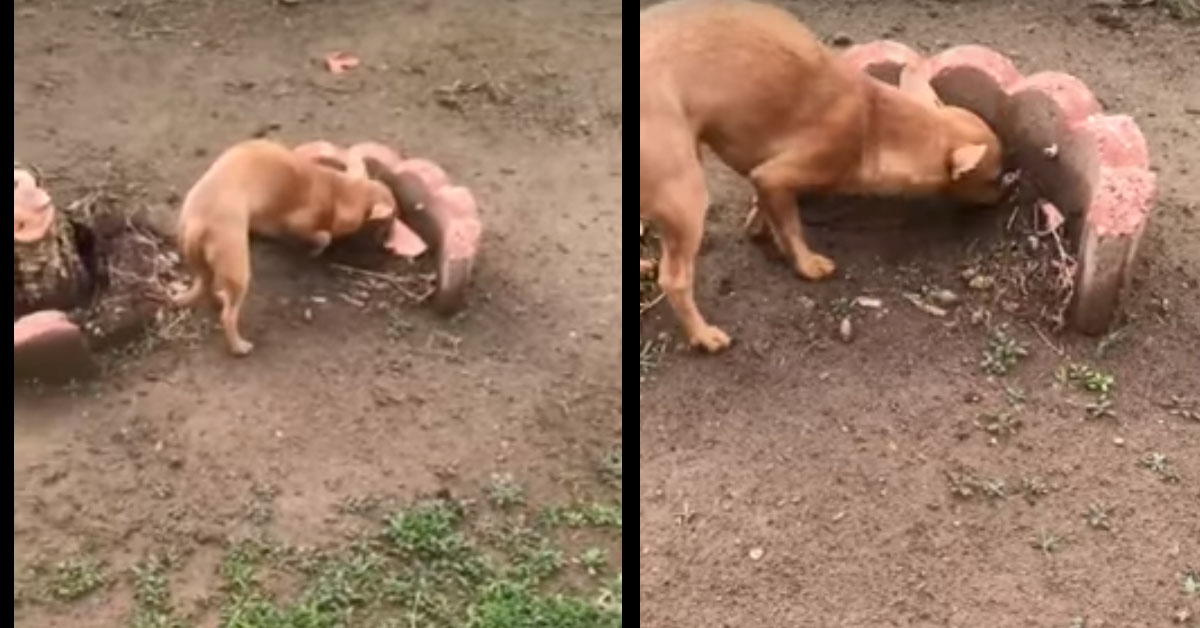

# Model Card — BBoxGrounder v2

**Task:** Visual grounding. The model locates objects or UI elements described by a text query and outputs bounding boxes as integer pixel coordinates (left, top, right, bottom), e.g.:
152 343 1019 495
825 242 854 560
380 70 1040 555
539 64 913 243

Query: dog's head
897 65 1007 206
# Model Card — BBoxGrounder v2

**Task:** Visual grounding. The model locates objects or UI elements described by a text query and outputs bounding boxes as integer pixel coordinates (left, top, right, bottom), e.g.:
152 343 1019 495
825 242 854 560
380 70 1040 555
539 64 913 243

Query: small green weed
1083 503 1113 531
1182 569 1200 596
1138 452 1181 483
1031 530 1065 555
1061 363 1116 396
577 547 607 577
538 502 623 529
980 327 1029 376
485 474 526 510
48 556 107 602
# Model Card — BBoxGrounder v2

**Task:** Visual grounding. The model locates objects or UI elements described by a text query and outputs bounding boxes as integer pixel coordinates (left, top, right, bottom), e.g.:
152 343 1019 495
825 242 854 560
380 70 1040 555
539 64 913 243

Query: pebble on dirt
838 317 854 343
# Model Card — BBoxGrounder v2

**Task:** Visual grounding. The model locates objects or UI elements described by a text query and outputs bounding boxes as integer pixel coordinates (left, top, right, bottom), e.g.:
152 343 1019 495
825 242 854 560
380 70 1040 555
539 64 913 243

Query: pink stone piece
838 41 1157 335
14 310 98 383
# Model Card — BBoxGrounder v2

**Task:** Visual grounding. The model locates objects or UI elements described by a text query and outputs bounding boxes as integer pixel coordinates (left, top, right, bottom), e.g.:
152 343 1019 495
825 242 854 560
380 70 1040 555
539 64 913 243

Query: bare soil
14 1 621 626
639 1 1200 626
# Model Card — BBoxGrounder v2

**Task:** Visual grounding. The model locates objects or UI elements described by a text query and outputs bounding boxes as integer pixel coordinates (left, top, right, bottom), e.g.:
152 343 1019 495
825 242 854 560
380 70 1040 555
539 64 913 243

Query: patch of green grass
538 502 623 529
49 556 108 602
600 449 622 487
130 555 185 628
466 580 621 628
1083 503 1113 531
1060 363 1116 397
1003 384 1027 406
1084 397 1117 420
1031 530 1065 555
1182 569 1200 596
207 495 619 628
945 470 1008 502
980 327 1029 376
1162 0 1200 21
1019 476 1050 504
978 410 1022 438
1138 452 1181 484
577 548 607 577
50 484 620 628
595 572 621 615
485 474 526 510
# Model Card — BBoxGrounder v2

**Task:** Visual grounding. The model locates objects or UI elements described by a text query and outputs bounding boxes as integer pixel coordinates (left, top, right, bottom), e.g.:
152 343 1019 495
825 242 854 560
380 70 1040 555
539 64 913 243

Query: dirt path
14 1 621 625
640 1 1199 626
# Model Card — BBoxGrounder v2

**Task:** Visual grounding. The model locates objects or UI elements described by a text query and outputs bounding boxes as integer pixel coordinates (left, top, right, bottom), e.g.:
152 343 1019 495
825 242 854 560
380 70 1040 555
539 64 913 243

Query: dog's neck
848 77 952 198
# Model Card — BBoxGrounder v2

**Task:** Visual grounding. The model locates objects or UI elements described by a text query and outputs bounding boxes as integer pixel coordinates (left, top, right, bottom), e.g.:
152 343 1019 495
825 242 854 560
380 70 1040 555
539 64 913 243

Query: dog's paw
229 339 255 357
796 253 836 281
690 324 732 353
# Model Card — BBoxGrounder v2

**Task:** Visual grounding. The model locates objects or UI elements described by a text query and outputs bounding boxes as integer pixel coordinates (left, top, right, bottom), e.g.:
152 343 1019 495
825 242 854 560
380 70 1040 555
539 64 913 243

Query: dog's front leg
749 158 837 281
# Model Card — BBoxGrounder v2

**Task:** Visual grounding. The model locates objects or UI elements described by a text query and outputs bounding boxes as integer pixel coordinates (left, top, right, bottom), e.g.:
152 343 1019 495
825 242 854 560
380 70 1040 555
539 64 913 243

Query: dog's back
641 0 862 175
179 140 315 241
174 139 340 356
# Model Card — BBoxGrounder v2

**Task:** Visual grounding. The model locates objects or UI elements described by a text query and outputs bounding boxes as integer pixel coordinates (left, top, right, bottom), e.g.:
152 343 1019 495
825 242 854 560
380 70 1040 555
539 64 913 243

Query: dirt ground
14 0 621 626
640 1 1200 627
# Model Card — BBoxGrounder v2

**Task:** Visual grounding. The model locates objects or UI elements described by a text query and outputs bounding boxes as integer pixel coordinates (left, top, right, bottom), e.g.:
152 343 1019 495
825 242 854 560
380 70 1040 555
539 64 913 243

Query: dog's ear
898 63 942 108
949 143 988 180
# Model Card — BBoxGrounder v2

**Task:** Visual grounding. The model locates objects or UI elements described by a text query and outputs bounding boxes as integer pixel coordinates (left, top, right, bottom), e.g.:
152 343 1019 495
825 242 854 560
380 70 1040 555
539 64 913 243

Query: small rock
748 547 764 561
838 317 854 343
855 296 883 309
1043 143 1059 159
832 511 846 522
1113 437 1125 447
903 293 947 317
968 275 995 291
927 288 961 307
798 295 817 311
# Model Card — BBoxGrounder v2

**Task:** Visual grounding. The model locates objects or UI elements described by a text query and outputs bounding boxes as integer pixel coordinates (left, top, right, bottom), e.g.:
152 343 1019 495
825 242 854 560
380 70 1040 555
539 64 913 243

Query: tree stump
14 165 93 319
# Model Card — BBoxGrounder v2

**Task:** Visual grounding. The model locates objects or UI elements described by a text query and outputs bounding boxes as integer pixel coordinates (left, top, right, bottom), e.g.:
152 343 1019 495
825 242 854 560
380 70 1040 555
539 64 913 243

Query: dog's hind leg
173 226 214 308
209 236 255 356
641 125 731 353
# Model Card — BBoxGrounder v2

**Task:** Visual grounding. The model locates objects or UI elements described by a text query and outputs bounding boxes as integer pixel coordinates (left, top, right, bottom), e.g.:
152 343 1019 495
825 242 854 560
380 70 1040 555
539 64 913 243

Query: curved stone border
842 41 1156 334
295 140 483 315
15 310 98 383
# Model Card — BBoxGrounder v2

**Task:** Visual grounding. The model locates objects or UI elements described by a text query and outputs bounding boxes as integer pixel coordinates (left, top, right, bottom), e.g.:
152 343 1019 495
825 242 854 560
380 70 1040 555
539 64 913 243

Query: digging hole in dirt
641 172 1081 332
793 178 1079 329
14 163 440 379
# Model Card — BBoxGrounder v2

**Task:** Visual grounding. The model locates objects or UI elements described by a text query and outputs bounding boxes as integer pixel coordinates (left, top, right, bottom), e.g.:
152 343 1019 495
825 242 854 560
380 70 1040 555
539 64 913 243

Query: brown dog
173 139 396 356
641 0 1007 352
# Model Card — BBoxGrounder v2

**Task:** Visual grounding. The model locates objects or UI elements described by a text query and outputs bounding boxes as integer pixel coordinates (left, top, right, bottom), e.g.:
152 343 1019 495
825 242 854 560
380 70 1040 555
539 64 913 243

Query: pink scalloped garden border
841 41 1156 334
